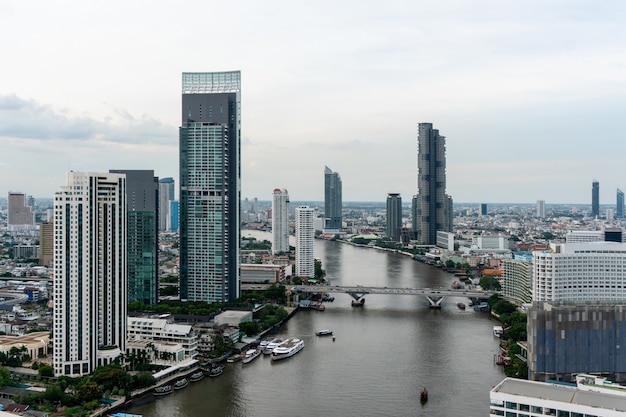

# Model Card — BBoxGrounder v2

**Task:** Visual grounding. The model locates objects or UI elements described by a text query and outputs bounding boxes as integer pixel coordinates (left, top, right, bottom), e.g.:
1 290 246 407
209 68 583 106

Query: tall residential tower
386 193 402 242
412 123 453 245
272 189 290 254
324 166 342 230
53 172 127 377
179 71 241 303
295 206 314 278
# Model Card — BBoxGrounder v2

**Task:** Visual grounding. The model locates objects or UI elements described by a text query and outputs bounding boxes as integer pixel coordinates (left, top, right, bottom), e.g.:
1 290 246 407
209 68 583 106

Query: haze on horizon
1 1 625 205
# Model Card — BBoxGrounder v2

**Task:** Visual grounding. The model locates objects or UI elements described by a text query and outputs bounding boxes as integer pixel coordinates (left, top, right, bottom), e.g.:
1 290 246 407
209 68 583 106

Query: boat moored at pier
271 338 305 361
242 348 262 364
153 384 173 396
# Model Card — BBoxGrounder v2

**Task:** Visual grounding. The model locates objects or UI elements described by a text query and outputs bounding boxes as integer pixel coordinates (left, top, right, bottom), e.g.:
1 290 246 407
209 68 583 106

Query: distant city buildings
386 193 402 242
536 199 545 218
413 123 453 245
159 177 175 231
179 71 241 303
617 188 624 218
272 189 290 254
324 166 342 230
295 206 314 278
7 192 34 231
592 179 600 217
53 172 127 377
111 169 159 306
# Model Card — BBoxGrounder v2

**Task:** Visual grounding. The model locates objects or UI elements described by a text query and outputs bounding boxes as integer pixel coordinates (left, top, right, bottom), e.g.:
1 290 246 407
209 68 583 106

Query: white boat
271 338 305 361
242 348 261 364
262 338 285 354
315 329 333 336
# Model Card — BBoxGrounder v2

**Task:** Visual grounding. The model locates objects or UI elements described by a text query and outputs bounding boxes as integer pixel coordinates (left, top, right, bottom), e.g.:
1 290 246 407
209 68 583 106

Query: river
127 231 505 416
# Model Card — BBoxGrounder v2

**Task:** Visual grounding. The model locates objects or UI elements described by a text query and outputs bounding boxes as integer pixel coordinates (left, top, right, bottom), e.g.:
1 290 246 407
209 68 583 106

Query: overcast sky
1 0 625 204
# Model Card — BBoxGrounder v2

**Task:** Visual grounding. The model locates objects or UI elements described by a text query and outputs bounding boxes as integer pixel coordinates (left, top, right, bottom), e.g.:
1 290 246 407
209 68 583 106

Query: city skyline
2 1 626 203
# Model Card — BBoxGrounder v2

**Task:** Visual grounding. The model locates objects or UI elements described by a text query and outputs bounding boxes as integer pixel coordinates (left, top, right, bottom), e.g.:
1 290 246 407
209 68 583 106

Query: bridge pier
347 292 367 307
425 296 444 309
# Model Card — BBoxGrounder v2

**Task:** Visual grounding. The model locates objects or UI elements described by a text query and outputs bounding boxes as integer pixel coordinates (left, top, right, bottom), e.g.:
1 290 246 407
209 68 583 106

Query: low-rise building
126 316 197 364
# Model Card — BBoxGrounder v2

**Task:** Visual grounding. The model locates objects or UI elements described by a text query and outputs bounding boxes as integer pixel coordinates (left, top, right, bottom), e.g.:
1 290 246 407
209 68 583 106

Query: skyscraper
592 180 599 217
7 192 34 231
536 200 546 218
272 188 290 254
179 71 241 303
159 177 175 231
324 166 342 230
111 169 159 305
413 123 453 245
295 206 314 278
53 172 127 377
386 193 402 242
39 220 53 268
617 188 624 218
480 203 488 216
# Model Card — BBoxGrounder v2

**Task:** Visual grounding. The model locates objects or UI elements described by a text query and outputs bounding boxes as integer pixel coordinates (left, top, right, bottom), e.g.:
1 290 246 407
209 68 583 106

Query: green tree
479 276 501 291
314 259 326 281
38 364 54 377
78 381 101 403
239 321 260 336
0 365 10 387
132 371 156 389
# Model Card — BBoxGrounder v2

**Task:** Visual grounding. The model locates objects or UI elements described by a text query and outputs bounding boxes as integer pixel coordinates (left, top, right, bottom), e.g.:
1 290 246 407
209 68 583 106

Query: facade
272 188 290 254
490 376 626 416
536 199 545 218
158 177 175 231
295 206 314 278
7 192 34 231
413 123 453 245
39 221 53 268
179 71 241 303
592 179 600 217
528 302 626 383
532 242 626 302
501 259 533 304
618 188 624 218
386 193 402 242
479 203 487 216
169 200 179 232
53 172 127 377
240 263 286 284
471 236 508 250
111 169 159 305
565 230 604 243
324 166 342 230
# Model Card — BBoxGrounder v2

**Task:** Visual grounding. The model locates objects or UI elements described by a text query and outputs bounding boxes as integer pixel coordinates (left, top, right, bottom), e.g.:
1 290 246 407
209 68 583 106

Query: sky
1 0 626 204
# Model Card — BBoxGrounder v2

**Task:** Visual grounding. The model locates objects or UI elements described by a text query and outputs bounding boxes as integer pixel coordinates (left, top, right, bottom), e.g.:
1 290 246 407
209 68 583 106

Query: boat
153 384 173 396
262 338 285 354
420 388 428 403
271 338 305 361
457 302 466 310
315 329 333 336
189 370 205 382
242 348 261 364
227 353 243 363
173 378 189 390
310 301 326 311
206 365 223 377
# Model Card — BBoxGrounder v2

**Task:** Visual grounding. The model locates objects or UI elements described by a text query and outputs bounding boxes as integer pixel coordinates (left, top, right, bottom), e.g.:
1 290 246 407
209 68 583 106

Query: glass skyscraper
617 188 624 218
386 193 402 242
592 180 600 217
179 71 241 303
324 166 342 230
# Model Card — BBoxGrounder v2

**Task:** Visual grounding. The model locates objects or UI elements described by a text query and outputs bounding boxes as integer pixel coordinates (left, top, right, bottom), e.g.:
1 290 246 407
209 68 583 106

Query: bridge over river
242 283 495 308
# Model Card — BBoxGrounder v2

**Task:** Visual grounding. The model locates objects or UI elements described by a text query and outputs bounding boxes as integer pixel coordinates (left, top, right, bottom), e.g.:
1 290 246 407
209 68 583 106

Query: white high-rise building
53 172 127 377
295 206 314 278
532 241 626 302
536 199 545 218
272 189 290 255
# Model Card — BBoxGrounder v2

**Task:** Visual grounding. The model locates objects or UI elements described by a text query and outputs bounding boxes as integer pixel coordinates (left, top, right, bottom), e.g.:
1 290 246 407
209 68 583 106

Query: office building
324 166 342 230
159 177 175 231
179 71 241 303
490 376 626 416
479 203 487 216
618 188 624 218
111 169 159 305
7 192 35 231
53 172 127 377
413 123 453 245
39 221 53 268
607 208 615 221
295 206 314 278
272 188 290 254
501 259 533 305
386 193 402 242
532 242 626 302
170 200 179 232
536 200 545 218
592 179 600 217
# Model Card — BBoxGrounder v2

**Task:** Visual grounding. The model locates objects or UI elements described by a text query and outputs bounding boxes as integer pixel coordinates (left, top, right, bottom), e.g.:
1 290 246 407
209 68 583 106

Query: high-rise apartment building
592 179 600 217
39 221 53 268
536 200 545 218
617 188 624 218
272 189 290 255
111 169 159 305
324 166 342 230
179 71 241 303
53 172 127 377
386 193 402 242
413 123 453 245
295 206 314 278
7 192 35 231
159 177 175 231
501 259 533 304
